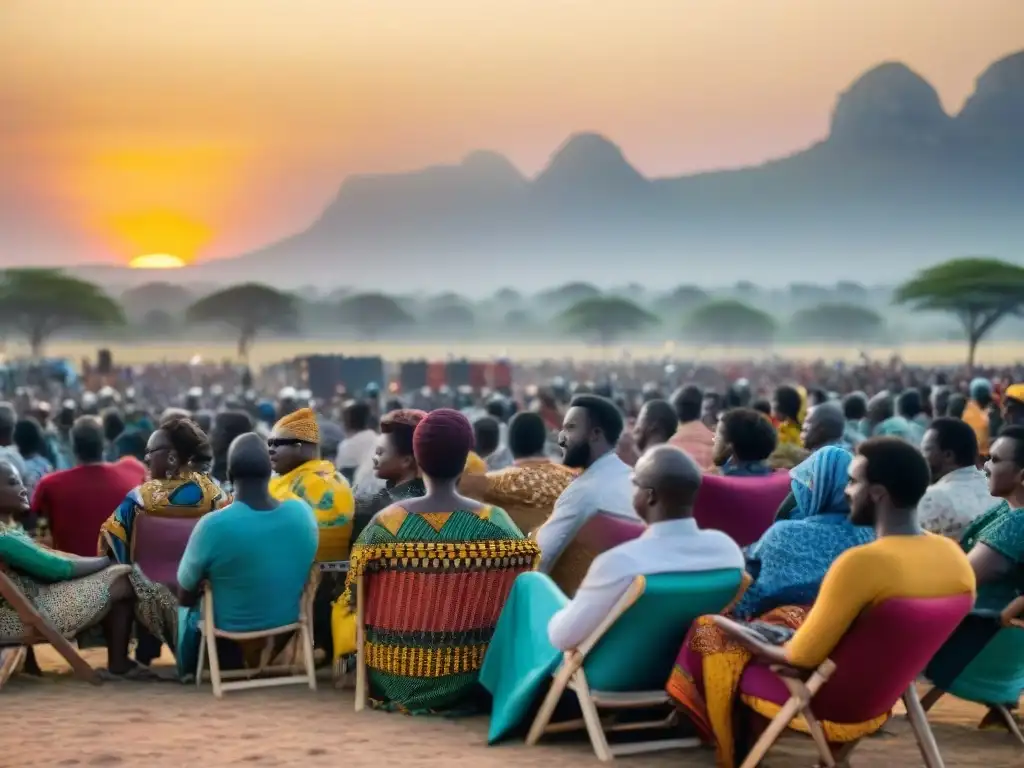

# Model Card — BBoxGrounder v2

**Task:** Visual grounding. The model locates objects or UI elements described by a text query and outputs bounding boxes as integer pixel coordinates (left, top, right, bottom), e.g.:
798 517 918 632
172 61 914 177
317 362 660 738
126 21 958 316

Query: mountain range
77 50 1024 292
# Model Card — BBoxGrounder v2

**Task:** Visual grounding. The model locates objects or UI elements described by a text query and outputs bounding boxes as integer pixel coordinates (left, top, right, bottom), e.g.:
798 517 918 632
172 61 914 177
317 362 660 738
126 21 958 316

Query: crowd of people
1 357 1023 766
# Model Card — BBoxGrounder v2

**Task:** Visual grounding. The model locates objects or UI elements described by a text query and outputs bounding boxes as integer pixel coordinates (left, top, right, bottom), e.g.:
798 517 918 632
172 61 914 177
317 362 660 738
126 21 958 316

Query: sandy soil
6 338 1015 367
3 646 1021 767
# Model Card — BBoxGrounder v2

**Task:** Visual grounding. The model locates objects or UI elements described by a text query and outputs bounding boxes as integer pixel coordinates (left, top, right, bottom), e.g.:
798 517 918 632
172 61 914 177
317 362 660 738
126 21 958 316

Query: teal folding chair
922 625 1024 747
525 568 744 761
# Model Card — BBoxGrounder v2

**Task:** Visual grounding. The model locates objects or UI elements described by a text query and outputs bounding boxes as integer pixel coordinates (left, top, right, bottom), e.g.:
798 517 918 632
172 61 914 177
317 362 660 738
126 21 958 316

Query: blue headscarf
734 445 874 619
788 446 853 521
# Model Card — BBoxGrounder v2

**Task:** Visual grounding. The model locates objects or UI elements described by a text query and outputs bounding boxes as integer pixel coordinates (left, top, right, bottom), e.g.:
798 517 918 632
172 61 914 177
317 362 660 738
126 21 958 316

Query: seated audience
335 401 377 483
800 401 851 453
535 395 637 573
771 385 805 447
335 409 538 714
670 385 715 470
713 408 778 477
918 417 993 541
474 415 513 471
459 411 575 534
480 444 743 740
632 399 678 455
668 437 975 767
733 447 874 619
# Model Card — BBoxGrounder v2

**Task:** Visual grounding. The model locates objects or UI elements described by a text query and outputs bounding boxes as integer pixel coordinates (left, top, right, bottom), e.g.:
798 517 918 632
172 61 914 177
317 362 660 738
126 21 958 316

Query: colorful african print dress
339 503 539 714
269 459 354 562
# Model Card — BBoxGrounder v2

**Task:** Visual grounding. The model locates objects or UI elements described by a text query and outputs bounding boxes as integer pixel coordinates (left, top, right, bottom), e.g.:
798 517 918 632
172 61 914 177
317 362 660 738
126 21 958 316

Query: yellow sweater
785 534 976 669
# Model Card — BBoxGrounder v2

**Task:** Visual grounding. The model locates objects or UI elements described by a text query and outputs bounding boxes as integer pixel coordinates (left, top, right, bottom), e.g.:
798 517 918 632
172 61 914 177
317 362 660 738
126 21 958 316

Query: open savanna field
7 338 1022 368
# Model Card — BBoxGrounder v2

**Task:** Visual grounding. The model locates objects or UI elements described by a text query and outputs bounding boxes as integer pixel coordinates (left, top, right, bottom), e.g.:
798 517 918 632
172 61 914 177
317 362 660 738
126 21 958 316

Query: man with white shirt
335 401 377 483
536 395 637 573
919 417 996 541
547 445 745 650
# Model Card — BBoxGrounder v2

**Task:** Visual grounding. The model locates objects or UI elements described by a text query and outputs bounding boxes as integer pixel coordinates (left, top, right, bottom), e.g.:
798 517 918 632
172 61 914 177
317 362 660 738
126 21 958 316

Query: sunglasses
267 438 307 448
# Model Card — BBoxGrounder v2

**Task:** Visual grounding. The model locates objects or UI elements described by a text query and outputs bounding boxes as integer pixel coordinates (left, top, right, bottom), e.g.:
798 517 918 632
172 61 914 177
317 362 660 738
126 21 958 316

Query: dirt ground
3 646 1021 767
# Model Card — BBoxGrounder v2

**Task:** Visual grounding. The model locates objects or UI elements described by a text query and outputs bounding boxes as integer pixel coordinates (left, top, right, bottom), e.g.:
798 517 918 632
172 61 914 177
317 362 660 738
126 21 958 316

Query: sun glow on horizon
129 253 186 269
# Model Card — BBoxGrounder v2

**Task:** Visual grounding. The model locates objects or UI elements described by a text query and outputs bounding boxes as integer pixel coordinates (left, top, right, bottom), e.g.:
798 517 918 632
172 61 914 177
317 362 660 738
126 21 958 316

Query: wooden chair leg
525 661 574 747
995 705 1024 747
354 579 366 712
920 686 946 713
903 686 945 768
739 695 805 768
300 623 317 691
195 634 206 688
206 630 223 698
574 671 613 762
801 706 836 767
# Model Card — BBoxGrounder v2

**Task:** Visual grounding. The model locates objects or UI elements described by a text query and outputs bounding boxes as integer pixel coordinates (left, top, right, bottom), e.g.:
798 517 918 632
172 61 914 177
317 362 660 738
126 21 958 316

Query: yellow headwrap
796 385 808 424
274 407 320 444
1006 384 1024 404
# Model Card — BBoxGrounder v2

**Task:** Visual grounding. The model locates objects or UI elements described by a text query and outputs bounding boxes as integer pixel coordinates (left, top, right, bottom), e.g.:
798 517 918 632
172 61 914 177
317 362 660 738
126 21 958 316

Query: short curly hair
160 414 213 467
720 408 778 462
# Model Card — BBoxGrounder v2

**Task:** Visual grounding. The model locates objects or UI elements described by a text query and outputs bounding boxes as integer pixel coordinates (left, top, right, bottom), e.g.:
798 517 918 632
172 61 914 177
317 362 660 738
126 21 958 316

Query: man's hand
1000 596 1024 628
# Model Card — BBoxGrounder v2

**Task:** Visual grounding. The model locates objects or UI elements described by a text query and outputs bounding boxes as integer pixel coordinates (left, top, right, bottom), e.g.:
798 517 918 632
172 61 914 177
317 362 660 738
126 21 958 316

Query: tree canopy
186 283 297 360
558 296 658 346
119 282 194 321
685 299 777 345
338 293 414 338
0 269 124 357
537 281 602 310
895 257 1024 369
789 303 885 342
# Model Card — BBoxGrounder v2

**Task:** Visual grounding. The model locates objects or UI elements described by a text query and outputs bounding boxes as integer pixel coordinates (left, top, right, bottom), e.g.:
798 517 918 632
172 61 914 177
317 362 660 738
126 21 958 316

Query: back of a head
227 432 273 482
0 402 16 440
343 401 372 433
751 399 772 417
101 408 125 442
473 416 501 457
897 389 922 419
507 411 547 459
70 416 105 464
13 418 46 457
161 413 213 467
946 394 967 419
212 410 255 450
722 408 778 462
843 392 867 421
774 385 802 421
413 408 475 480
671 385 703 423
636 444 702 511
812 401 846 441
857 437 931 509
928 417 979 469
485 398 507 421
569 393 624 446
640 399 679 440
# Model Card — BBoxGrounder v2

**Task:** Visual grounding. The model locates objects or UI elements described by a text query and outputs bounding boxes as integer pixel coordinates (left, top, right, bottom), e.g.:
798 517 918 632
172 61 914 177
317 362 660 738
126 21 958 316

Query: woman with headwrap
333 409 539 714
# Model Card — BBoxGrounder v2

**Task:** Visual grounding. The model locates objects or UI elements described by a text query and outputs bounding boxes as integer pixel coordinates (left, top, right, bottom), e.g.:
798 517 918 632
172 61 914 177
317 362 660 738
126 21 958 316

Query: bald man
546 445 744 650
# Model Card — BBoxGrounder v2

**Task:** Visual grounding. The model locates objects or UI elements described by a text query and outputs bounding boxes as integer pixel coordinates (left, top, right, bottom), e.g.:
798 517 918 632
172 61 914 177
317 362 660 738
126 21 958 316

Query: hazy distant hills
89 50 1024 292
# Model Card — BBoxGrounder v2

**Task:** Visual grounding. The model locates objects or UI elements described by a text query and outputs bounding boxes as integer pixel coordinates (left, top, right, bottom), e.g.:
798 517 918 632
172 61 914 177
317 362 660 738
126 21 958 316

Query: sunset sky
2 0 1022 268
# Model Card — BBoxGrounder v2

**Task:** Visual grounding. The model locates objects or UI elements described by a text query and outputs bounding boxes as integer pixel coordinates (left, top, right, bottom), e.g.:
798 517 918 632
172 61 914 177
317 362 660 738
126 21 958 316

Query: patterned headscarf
274 407 320 444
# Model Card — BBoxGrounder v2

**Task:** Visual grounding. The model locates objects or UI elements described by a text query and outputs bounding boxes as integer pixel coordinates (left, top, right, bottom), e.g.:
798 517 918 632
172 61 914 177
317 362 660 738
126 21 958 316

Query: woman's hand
712 615 790 666
1000 596 1024 628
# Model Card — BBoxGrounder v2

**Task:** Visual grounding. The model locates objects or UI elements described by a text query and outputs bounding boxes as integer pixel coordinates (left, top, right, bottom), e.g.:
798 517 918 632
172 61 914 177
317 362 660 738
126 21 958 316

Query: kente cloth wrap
273 407 320 444
99 472 225 563
344 504 539 714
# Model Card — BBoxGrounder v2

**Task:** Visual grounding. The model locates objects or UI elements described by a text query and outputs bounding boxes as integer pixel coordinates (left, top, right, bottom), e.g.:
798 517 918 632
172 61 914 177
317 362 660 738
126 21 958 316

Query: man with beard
535 395 637 573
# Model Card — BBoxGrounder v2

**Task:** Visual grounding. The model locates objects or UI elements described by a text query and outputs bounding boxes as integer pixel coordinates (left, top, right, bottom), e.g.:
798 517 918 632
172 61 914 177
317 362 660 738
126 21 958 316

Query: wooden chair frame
0 565 100 685
738 662 945 768
920 686 1024 748
195 569 318 698
524 575 701 761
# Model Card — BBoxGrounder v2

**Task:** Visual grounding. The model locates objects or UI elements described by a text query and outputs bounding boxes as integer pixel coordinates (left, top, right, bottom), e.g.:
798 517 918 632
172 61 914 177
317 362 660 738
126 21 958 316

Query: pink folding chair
132 514 200 591
693 471 791 547
549 512 646 597
734 593 974 768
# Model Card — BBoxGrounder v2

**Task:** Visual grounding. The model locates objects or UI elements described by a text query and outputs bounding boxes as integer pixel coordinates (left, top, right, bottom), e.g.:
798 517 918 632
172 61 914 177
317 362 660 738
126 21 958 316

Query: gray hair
808 401 846 442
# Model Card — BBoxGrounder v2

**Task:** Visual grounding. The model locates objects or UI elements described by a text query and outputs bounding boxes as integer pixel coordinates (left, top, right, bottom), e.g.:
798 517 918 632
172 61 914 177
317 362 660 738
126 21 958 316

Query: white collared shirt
918 465 996 541
547 517 745 651
535 451 638 573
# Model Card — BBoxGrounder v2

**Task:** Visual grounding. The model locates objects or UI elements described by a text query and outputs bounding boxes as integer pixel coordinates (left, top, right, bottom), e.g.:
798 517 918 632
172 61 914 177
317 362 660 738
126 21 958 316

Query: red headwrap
413 408 475 480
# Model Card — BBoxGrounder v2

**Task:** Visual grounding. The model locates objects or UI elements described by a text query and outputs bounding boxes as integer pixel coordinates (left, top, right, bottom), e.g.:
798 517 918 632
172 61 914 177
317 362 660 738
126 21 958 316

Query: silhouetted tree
787 283 831 303
685 299 777 345
537 281 602 309
558 297 658 346
424 304 477 331
0 269 124 357
338 293 414 339
789 303 885 342
895 257 1024 369
503 308 533 330
186 283 297 361
656 285 709 316
493 288 523 305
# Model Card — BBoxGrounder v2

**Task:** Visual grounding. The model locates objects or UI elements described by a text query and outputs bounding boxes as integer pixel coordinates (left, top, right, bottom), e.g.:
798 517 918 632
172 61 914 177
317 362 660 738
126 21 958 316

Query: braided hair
160 414 213 470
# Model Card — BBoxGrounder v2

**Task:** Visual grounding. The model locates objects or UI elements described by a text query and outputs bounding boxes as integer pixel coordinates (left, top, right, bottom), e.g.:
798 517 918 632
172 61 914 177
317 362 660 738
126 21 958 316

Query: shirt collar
937 465 985 485
642 518 698 538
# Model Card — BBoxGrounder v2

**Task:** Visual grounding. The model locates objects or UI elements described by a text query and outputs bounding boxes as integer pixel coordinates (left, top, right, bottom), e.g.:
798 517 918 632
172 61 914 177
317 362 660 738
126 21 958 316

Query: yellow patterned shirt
269 459 354 562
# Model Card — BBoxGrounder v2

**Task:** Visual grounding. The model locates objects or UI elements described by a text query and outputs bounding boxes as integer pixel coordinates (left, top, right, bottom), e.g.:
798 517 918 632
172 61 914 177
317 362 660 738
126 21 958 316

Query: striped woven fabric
346 505 539 714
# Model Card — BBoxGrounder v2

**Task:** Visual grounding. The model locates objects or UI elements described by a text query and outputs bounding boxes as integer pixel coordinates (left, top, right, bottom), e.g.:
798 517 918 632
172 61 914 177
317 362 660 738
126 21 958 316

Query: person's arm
535 495 588 574
773 492 798 522
782 549 879 669
0 528 76 581
547 553 633 651
176 516 213 607
968 543 1014 586
1001 595 1024 628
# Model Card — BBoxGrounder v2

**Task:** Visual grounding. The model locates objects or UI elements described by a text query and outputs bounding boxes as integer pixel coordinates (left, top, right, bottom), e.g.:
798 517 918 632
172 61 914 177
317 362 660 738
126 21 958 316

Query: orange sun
129 253 186 269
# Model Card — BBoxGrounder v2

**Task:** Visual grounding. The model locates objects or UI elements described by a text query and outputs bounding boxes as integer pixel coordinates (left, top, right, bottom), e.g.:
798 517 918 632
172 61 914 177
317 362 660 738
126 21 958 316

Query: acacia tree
685 299 777 345
338 293 414 339
186 283 298 361
895 257 1024 369
0 269 124 358
558 296 658 346
788 303 885 343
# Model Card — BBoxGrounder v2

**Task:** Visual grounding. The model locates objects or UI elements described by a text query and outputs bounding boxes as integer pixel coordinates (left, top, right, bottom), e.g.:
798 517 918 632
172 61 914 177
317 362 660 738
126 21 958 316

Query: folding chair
526 569 745 761
730 593 973 768
0 566 100 685
195 567 318 698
